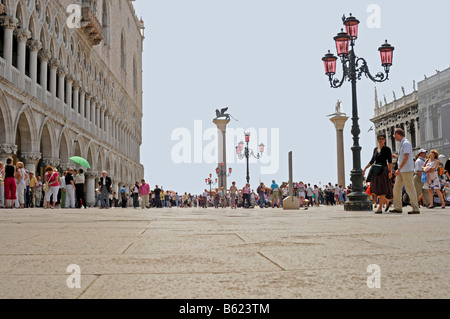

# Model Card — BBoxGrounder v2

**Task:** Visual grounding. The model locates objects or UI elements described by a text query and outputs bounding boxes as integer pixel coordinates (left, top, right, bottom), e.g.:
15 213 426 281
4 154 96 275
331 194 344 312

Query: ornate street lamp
236 132 265 184
216 162 232 179
322 14 394 211
205 174 218 196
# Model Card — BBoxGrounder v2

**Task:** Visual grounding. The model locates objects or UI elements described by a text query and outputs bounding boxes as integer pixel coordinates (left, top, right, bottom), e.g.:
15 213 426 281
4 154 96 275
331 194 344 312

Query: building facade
371 66 450 160
0 0 145 205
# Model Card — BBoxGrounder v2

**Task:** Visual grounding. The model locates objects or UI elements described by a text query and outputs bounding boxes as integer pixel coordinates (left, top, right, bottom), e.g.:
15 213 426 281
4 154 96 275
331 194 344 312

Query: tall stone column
79 86 86 117
38 49 51 94
21 152 42 174
72 80 80 114
57 66 67 108
0 16 18 80
329 113 349 188
85 171 98 207
65 73 74 110
85 93 91 121
213 118 231 191
27 40 42 96
15 29 31 87
49 58 59 107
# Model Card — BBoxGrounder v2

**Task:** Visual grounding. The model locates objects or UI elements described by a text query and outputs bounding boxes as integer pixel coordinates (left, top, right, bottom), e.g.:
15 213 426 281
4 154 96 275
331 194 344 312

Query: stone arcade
0 0 145 205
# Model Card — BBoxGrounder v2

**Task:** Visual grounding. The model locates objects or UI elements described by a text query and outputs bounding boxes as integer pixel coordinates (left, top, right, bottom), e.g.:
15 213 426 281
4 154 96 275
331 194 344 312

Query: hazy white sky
133 0 450 194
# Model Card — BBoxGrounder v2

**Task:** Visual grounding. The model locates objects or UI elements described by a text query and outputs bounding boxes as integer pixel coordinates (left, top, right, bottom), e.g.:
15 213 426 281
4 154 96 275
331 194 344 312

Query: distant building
371 66 450 159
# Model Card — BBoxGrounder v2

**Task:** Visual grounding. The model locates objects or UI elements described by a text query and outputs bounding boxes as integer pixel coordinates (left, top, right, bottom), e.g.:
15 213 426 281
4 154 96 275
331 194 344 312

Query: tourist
445 157 450 181
0 161 4 208
220 187 226 208
60 171 67 208
28 172 37 208
363 133 393 214
99 171 112 209
44 166 59 209
229 182 238 209
314 185 320 207
242 183 251 208
139 180 150 209
75 169 87 209
270 180 279 208
297 181 305 207
120 185 127 208
3 158 17 209
390 128 420 214
34 176 43 207
132 181 140 208
414 149 430 207
15 162 26 209
64 168 76 208
257 182 266 208
154 185 161 208
306 183 314 207
423 150 446 209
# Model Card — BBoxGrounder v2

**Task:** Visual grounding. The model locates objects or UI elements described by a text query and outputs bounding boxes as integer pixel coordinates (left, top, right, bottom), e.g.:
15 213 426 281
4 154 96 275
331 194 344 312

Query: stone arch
14 104 39 154
0 89 14 144
86 142 97 173
28 11 39 40
105 150 114 177
39 117 57 160
58 128 72 169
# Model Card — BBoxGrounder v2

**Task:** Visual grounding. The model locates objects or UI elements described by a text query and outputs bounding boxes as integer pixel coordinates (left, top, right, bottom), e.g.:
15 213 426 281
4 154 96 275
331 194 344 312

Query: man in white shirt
413 149 430 207
390 128 420 214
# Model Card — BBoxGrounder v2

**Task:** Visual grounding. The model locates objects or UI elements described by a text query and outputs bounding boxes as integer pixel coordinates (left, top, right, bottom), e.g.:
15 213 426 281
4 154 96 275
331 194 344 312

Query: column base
344 192 373 211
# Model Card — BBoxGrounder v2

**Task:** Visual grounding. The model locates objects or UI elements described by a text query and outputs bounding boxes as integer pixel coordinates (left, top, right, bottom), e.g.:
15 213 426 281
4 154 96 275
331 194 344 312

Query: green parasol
69 156 91 169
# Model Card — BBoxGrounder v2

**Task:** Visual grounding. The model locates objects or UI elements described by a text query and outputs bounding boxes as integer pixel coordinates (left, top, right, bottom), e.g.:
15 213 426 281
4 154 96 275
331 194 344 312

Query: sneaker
408 211 420 214
389 209 403 213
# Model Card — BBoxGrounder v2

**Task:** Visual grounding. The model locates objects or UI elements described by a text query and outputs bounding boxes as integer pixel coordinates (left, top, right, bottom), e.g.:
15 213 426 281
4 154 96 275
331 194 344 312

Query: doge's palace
0 0 145 205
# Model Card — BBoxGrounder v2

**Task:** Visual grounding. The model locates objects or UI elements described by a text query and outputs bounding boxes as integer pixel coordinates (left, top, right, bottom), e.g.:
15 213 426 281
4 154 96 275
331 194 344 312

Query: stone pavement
0 205 448 299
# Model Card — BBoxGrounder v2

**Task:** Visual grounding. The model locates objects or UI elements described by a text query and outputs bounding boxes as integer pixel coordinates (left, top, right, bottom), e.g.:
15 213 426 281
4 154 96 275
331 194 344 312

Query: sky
133 0 450 194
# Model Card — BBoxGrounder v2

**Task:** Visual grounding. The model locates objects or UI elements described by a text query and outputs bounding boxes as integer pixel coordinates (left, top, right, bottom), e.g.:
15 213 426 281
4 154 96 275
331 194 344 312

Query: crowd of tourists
1 128 449 212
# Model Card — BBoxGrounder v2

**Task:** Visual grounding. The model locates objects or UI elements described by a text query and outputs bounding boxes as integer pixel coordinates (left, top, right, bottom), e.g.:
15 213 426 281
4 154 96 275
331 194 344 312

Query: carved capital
57 66 68 76
38 49 52 62
66 73 76 83
0 16 19 30
41 158 60 168
14 28 31 42
0 144 18 155
27 39 42 52
85 171 99 178
20 152 42 163
49 58 60 69
73 80 81 89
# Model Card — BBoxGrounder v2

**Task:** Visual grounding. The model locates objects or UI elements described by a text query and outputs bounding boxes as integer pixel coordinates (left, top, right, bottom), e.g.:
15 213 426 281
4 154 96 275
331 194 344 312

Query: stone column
90 97 96 124
329 114 349 188
85 93 91 121
38 49 51 93
27 40 42 96
65 74 75 110
0 16 18 79
14 29 31 87
213 118 230 191
49 58 59 105
20 152 42 174
79 86 86 117
72 80 80 115
283 151 300 210
85 171 98 207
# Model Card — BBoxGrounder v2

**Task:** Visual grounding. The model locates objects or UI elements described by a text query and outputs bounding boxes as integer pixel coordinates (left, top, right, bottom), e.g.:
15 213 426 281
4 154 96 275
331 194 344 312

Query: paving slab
0 205 448 299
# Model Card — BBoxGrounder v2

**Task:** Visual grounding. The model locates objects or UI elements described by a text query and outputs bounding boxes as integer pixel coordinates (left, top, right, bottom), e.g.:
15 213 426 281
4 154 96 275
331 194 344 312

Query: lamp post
205 173 217 196
322 14 394 211
216 162 232 180
235 132 265 184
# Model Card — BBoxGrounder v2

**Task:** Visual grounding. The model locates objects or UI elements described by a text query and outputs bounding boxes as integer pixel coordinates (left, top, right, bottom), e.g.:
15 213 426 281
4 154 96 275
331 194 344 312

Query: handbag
421 172 427 183
372 164 384 175
43 183 49 193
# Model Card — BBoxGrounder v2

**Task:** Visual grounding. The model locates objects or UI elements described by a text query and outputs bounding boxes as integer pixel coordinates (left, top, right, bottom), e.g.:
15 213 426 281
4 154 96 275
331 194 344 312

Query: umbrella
69 156 91 169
